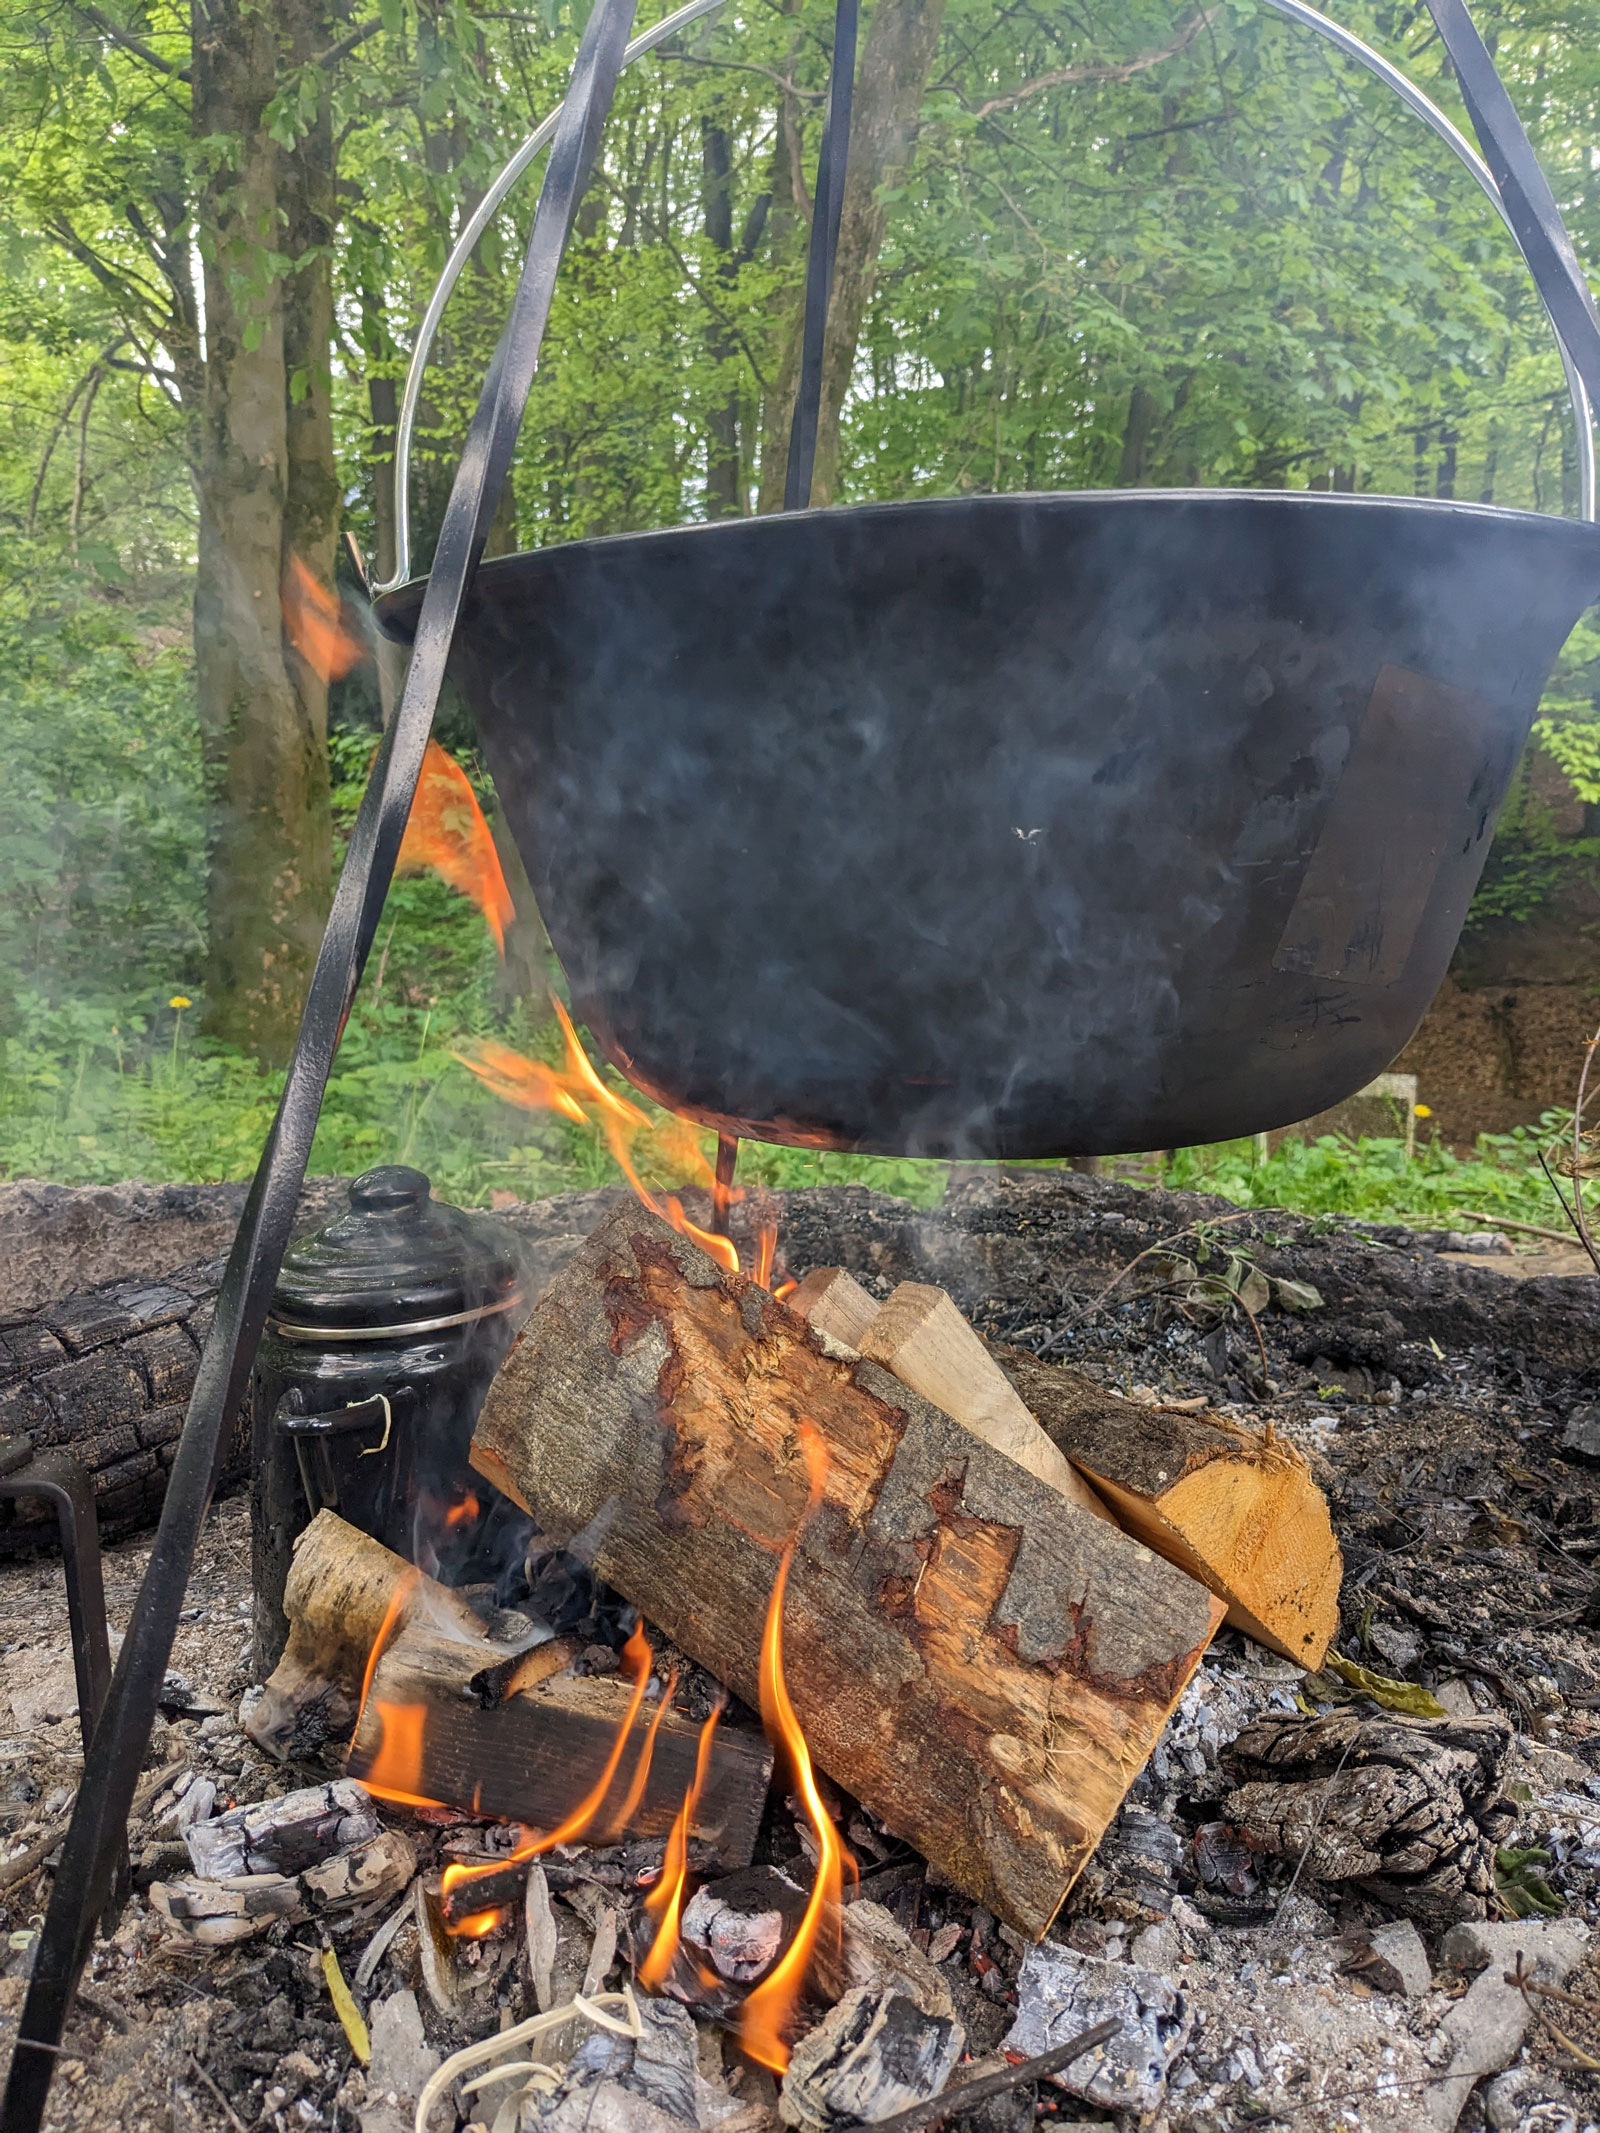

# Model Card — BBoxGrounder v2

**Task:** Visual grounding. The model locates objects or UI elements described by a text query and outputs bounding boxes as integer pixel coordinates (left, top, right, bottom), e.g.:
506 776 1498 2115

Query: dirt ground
6 1170 1600 2131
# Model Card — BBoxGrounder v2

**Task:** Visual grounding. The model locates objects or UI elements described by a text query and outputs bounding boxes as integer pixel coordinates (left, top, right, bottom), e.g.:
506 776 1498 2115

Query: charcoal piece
1072 1808 1184 1923
1222 1708 1516 1923
1001 1941 1191 2118
779 1988 964 2131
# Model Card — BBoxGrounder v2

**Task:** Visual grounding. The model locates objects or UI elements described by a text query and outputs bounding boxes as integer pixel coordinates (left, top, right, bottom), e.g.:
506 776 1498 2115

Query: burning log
471 1205 1227 1938
255 1509 773 1869
999 1350 1341 1666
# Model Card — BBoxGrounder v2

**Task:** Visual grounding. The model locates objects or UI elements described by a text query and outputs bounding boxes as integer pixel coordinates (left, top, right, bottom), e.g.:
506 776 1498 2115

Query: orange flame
439 1623 654 1913
346 1568 446 1808
755 1222 778 1291
450 1907 506 1940
738 1424 852 2071
443 1492 481 1530
455 1002 743 1275
637 1695 724 1990
282 553 367 682
397 739 516 953
606 1669 678 1839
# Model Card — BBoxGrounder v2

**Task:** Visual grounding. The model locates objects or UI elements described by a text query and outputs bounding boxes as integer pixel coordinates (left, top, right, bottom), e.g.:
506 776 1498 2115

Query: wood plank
853 1281 1112 1520
999 1349 1341 1668
346 1617 771 1869
471 1206 1226 1939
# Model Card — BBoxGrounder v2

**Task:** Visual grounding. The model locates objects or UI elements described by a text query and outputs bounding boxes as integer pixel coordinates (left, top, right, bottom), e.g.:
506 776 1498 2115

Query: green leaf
1495 1847 1563 1919
1323 1653 1448 1717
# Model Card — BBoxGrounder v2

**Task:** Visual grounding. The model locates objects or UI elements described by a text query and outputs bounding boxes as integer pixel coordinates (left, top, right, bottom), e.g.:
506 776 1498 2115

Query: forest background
3 0 1600 1228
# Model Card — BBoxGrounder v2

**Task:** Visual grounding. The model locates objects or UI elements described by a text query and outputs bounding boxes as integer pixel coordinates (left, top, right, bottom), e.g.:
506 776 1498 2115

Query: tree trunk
809 0 948 505
702 117 743 516
193 0 331 1063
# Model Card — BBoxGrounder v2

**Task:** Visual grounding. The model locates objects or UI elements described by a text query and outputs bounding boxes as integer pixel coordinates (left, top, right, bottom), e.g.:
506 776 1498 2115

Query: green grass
1 869 1589 1239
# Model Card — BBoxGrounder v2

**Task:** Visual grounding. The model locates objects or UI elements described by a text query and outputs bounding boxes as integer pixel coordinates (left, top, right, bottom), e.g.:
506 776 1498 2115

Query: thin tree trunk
702 116 742 516
809 0 947 505
192 0 328 1063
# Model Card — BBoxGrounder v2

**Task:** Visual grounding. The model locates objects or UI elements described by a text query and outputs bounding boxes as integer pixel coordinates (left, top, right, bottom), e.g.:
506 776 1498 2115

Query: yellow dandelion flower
169 995 192 1009
1413 1103 1432 1118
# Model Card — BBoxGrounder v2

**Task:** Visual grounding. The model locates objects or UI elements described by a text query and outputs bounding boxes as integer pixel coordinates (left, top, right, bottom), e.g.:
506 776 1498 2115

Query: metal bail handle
375 0 1596 596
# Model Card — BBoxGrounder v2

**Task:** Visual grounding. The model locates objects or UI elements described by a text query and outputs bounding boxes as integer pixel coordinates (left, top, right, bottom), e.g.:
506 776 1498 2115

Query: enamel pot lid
268 1165 524 1342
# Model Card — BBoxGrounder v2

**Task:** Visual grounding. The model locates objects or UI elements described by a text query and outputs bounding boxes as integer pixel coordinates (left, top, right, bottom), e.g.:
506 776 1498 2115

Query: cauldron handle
374 0 1596 592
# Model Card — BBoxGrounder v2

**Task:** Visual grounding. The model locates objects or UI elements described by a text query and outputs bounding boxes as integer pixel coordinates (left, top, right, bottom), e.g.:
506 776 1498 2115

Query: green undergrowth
1 872 1589 1238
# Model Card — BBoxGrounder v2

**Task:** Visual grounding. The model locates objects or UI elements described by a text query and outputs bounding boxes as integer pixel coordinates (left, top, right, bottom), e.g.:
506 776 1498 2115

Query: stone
365 1989 438 2108
1000 1942 1192 2118
1561 1404 1600 1461
1419 1919 1589 2131
1357 1918 1431 1999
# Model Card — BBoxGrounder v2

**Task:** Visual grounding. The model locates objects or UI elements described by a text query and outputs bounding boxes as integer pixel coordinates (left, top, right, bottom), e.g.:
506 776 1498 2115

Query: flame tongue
455 1003 747 1275
637 1696 724 1990
438 1622 655 1922
738 1423 852 2071
397 740 517 953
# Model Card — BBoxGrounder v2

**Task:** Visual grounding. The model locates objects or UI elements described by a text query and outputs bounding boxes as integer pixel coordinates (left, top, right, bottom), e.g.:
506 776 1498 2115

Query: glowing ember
738 1424 853 2071
437 1623 654 1922
637 1696 724 1990
455 1004 745 1275
397 740 517 953
282 553 366 682
442 1491 481 1530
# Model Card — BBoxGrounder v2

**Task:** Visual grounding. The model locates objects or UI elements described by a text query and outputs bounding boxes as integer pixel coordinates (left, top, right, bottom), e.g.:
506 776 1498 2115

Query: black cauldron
249 1166 527 1671
377 488 1600 1158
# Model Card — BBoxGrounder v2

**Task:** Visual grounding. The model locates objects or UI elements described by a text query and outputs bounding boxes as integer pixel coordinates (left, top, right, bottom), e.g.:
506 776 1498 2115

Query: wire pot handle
374 0 1594 596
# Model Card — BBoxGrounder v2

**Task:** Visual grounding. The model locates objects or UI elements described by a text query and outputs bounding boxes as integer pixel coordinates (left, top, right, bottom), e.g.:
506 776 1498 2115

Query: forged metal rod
1425 0 1600 417
0 5 638 2126
782 0 860 510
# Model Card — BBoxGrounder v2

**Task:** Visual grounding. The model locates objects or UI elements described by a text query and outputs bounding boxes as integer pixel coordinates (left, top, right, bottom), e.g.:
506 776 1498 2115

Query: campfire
115 1146 1344 2128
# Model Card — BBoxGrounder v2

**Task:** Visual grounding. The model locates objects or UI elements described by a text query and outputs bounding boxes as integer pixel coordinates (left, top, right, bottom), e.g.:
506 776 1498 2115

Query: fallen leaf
1323 1653 1448 1717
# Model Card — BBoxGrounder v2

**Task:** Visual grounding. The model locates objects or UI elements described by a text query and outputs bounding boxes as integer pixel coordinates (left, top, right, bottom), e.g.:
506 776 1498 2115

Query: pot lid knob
348 1166 431 1217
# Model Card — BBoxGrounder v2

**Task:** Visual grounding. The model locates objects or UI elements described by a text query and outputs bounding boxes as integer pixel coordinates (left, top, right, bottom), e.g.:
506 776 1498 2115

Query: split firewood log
1220 1708 1517 1924
471 1205 1227 1938
790 1269 1110 1519
243 1508 486 1761
999 1349 1341 1667
855 1283 1113 1521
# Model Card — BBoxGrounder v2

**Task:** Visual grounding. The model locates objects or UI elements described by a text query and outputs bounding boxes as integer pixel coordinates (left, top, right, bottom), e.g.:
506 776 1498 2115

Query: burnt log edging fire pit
3 1167 1595 1556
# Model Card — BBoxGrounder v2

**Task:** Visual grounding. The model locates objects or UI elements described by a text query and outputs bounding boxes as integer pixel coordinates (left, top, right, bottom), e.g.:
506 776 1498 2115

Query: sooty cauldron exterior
377 488 1600 1159
250 1165 527 1673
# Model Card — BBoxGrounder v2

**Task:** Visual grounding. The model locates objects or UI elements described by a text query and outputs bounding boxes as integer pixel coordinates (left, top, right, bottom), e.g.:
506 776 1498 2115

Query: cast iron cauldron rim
372 484 1600 633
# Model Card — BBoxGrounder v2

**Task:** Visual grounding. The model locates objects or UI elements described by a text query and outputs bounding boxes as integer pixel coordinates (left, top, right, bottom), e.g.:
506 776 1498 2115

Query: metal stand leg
0 1442 128 1922
0 8 637 2127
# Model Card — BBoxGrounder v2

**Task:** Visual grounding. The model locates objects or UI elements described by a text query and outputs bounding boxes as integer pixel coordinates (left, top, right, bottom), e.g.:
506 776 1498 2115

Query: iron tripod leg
0 5 638 2127
0 1444 128 1925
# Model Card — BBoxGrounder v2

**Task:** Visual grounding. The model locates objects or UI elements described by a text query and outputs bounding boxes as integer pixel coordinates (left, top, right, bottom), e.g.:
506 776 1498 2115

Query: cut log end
1000 1350 1341 1668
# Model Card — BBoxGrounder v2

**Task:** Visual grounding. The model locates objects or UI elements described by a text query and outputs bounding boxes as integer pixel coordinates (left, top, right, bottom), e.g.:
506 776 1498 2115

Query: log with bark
471 1205 1227 1938
790 1271 1339 1667
249 1508 772 1868
999 1349 1341 1667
